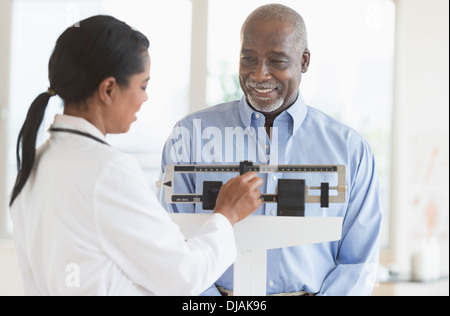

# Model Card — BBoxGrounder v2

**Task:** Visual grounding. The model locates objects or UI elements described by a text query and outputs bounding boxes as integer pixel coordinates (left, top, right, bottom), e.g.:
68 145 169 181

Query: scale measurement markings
174 165 338 173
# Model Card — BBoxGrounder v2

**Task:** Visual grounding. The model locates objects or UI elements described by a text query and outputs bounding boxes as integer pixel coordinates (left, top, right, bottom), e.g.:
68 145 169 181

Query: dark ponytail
9 15 150 206
9 92 52 206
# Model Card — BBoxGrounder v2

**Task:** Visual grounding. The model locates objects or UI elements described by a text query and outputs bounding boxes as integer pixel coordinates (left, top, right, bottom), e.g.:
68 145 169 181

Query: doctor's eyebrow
143 77 150 82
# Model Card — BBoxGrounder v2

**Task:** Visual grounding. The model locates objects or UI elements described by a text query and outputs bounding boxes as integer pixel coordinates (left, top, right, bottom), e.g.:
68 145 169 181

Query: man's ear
301 48 311 73
98 77 117 105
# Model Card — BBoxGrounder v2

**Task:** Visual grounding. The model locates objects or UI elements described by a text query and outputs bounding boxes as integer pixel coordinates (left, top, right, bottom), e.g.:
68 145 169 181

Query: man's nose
251 61 271 82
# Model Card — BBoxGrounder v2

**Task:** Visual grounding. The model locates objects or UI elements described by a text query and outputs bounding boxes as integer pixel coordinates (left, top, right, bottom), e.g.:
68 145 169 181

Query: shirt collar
285 92 308 135
50 114 107 142
238 91 308 135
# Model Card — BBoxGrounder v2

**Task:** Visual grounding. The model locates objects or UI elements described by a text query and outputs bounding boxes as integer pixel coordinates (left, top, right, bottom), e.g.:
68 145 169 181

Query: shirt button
255 113 260 119
272 175 277 181
270 210 276 216
269 281 274 287
265 144 270 150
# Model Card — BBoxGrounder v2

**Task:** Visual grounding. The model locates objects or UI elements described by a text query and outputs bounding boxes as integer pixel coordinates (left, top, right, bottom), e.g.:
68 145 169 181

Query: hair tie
47 88 57 97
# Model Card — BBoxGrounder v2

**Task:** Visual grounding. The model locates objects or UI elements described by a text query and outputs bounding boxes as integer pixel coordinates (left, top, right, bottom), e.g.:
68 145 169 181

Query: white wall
0 241 23 296
0 0 13 239
0 0 21 297
189 0 208 113
0 0 21 296
390 0 449 276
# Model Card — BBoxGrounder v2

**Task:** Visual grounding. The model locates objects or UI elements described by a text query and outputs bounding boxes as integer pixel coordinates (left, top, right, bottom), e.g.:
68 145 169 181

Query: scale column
233 250 267 296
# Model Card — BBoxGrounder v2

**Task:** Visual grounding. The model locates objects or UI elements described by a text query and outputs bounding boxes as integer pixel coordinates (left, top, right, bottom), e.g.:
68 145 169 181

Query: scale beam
161 161 347 216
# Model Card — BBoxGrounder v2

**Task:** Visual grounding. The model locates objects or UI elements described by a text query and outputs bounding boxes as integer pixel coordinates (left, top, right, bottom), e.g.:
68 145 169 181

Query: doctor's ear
98 77 118 105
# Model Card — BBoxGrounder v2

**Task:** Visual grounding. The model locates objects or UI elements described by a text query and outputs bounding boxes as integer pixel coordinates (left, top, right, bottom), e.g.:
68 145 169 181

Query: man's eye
241 57 255 64
271 60 289 69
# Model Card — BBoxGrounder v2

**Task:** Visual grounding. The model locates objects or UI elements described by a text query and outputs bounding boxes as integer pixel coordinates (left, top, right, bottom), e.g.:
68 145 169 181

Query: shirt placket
253 114 290 294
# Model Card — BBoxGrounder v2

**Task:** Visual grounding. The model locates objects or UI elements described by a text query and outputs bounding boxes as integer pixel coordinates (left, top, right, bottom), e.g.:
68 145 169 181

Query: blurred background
0 0 448 296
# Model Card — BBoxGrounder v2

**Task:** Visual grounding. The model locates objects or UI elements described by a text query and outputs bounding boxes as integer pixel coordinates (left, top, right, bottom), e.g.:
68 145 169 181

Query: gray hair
241 3 308 54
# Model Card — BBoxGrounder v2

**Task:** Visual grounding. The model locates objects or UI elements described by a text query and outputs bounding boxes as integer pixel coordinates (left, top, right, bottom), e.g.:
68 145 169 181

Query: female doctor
9 15 262 296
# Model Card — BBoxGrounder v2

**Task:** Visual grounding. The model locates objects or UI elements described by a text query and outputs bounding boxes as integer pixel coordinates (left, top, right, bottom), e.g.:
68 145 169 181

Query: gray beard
247 94 284 113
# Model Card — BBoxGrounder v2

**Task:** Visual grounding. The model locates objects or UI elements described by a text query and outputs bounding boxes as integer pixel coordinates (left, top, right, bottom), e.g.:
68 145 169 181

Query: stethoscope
49 128 110 146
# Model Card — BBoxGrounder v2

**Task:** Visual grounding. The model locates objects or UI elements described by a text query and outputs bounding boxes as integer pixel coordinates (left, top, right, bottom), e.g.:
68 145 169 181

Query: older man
159 4 382 296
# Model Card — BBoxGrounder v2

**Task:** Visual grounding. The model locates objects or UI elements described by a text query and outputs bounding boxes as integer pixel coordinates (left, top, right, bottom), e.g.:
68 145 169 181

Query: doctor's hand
214 172 263 226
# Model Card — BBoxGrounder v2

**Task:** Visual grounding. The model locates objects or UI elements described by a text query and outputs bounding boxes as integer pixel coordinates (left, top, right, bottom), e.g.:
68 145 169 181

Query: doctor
9 15 262 296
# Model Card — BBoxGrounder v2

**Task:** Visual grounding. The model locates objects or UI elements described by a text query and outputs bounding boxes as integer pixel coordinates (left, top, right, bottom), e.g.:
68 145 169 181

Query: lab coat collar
51 114 108 143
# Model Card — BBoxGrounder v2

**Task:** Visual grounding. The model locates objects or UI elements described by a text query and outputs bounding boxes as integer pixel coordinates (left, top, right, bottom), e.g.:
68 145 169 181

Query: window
207 0 395 247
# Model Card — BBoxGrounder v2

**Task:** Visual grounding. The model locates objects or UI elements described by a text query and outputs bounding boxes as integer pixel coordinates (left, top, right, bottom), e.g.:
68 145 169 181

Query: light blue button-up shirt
159 93 382 296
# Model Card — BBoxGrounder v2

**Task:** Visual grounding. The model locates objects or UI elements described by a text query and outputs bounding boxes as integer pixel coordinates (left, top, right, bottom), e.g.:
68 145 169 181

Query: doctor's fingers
222 171 255 188
247 188 263 208
247 175 263 190
250 186 262 199
239 171 259 183
229 172 262 189
222 173 262 193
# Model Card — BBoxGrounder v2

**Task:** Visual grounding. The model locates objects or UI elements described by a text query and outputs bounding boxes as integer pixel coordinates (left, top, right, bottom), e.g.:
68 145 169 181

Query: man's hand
214 172 263 226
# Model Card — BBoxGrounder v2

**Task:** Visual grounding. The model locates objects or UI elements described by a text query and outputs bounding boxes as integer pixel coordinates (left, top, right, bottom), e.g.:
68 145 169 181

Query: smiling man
159 4 382 296
239 7 309 136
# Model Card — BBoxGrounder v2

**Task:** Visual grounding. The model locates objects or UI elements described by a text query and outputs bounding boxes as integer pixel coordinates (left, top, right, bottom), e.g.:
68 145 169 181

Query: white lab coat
10 114 237 296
